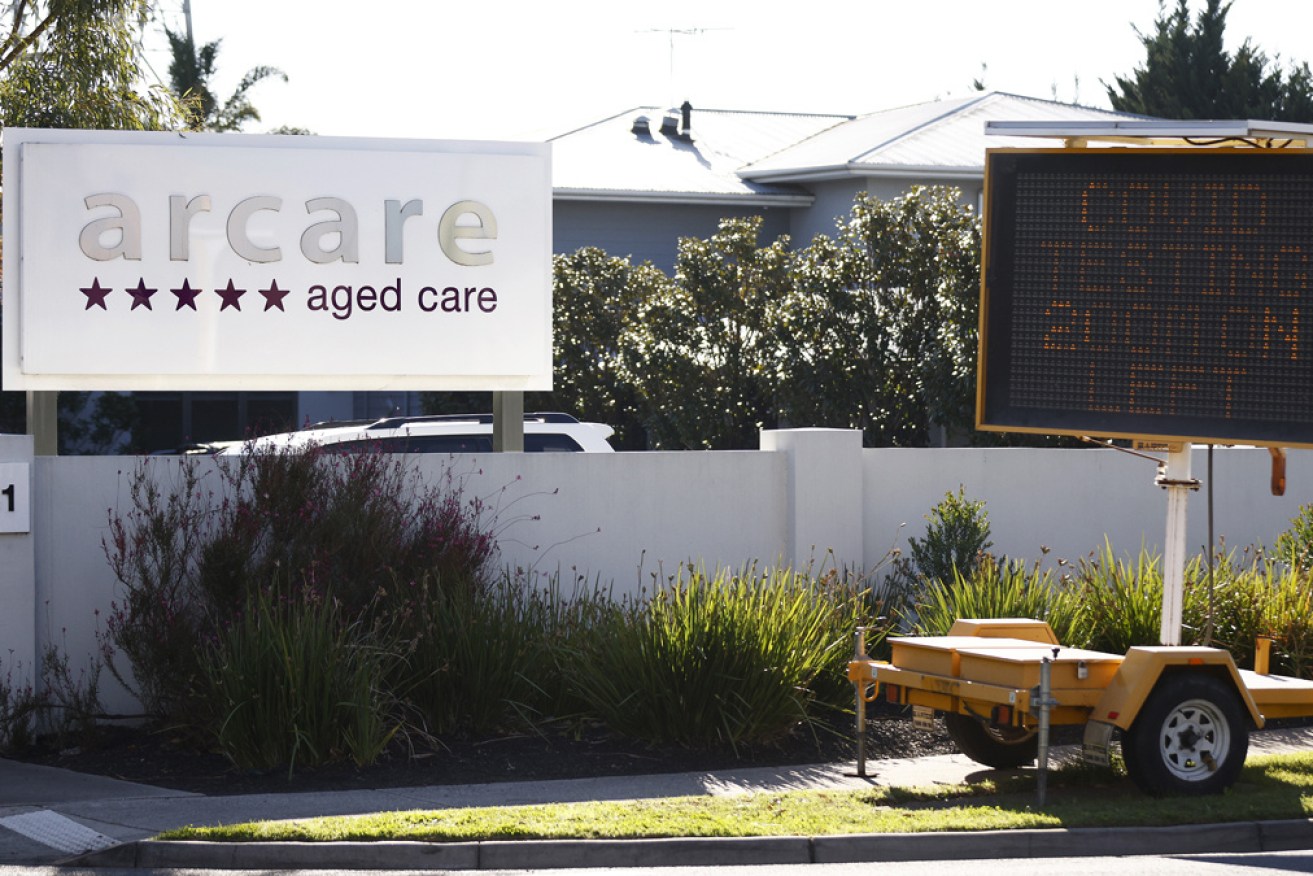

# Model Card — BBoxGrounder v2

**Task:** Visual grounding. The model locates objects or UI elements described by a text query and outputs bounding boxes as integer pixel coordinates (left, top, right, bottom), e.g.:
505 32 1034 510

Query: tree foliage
542 248 664 450
620 219 789 450
1106 0 1313 121
164 24 286 131
542 187 982 450
1 0 191 445
0 0 184 130
778 189 980 447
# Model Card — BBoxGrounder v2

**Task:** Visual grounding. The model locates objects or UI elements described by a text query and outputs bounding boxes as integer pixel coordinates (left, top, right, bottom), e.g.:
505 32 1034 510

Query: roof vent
680 100 692 136
631 114 651 137
660 110 680 138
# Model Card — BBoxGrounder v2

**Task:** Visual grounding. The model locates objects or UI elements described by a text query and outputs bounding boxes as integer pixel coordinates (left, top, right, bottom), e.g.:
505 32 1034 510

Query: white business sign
2 128 552 390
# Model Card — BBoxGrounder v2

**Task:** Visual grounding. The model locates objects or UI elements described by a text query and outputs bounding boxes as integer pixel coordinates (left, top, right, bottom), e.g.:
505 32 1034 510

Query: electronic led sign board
978 148 1313 448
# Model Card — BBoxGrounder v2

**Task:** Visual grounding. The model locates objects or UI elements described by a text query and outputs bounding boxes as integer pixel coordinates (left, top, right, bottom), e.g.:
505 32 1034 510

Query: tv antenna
639 27 729 102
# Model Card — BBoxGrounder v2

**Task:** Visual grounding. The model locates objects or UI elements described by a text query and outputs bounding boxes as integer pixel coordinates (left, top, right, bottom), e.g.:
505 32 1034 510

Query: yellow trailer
848 618 1313 795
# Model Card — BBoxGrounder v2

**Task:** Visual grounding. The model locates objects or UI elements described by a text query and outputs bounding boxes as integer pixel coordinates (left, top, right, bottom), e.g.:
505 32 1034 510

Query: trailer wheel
943 712 1038 769
1122 674 1248 796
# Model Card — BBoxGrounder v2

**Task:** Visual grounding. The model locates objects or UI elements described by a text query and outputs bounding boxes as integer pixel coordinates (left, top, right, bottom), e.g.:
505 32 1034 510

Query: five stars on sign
81 278 292 313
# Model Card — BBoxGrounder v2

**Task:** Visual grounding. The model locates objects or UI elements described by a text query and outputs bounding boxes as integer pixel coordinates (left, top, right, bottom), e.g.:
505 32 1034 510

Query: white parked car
220 412 615 455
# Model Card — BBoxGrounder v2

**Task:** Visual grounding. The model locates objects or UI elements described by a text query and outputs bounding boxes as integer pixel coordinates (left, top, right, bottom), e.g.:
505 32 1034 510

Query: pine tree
1106 0 1313 122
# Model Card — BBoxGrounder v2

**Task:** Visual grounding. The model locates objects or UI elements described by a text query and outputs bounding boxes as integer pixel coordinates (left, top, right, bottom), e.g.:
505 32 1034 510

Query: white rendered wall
864 446 1311 570
15 436 1313 716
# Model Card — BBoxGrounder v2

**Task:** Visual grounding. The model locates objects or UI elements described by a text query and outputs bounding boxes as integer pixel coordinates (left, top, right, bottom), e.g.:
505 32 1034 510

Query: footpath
2 725 1313 870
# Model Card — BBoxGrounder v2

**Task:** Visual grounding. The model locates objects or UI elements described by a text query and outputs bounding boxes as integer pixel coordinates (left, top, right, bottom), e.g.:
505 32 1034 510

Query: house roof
548 93 1149 204
549 106 850 206
740 92 1148 183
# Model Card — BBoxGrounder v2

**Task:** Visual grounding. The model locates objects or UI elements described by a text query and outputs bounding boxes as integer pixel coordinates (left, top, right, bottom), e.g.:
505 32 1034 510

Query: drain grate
0 810 117 854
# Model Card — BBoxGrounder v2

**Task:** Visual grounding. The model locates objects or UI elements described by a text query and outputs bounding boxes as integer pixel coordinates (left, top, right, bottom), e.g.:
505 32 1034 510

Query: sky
143 1 1313 142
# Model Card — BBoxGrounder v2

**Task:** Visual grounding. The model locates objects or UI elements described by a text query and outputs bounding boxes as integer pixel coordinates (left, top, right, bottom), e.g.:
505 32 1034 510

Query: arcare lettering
79 194 498 266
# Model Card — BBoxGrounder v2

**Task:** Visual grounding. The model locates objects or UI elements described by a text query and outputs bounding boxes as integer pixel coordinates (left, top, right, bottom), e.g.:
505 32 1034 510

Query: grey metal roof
739 92 1147 182
549 106 850 205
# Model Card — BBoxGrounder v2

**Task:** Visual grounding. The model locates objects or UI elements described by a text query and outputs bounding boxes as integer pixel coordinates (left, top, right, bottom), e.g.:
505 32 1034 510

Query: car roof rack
366 412 581 430
300 418 381 431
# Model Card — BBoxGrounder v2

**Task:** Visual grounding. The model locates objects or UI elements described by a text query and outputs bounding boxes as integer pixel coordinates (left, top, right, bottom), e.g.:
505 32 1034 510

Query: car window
319 433 584 453
324 435 495 453
406 435 494 453
526 434 584 452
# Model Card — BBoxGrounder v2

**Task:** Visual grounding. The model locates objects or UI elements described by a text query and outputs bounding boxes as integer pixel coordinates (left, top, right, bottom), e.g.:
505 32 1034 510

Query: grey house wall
790 179 868 245
788 176 986 248
553 200 793 273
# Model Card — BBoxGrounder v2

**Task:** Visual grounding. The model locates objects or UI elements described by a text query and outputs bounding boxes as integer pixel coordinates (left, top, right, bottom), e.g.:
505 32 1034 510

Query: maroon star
80 278 112 310
128 278 157 311
172 279 203 311
259 280 290 312
216 279 246 312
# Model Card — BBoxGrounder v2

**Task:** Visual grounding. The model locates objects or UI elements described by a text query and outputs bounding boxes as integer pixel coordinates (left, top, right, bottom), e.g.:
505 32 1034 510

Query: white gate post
760 428 863 573
0 435 37 688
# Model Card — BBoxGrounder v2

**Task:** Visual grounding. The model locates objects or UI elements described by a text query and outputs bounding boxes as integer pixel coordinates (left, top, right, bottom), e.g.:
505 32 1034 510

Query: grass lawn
159 752 1313 843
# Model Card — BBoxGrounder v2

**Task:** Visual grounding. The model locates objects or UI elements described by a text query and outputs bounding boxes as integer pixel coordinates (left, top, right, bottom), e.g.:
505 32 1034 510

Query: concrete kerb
71 821 1313 870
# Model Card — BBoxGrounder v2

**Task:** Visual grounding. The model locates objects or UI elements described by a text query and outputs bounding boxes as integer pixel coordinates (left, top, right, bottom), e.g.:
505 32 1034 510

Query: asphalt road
8 852 1313 875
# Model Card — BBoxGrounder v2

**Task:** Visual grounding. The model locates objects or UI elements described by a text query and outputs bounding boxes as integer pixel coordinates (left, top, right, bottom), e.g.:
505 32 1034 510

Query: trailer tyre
1123 674 1248 796
943 712 1038 769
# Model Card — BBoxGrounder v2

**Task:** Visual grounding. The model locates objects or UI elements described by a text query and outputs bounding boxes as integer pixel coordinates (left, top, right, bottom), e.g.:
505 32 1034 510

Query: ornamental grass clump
1064 541 1165 653
567 566 868 751
202 583 398 775
388 574 604 737
909 554 1080 644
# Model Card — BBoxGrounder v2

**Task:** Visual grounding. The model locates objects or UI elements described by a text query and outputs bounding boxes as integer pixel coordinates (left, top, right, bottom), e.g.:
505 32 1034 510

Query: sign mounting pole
1157 445 1199 645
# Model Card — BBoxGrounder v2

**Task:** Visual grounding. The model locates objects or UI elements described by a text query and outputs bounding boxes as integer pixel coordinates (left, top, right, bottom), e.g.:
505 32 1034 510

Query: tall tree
1106 0 1313 121
537 248 660 450
0 0 183 130
778 188 980 447
1 0 186 449
164 23 285 131
620 218 788 450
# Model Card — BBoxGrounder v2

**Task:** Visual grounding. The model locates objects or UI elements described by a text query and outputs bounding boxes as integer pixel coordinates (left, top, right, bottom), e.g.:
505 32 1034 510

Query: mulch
7 707 956 797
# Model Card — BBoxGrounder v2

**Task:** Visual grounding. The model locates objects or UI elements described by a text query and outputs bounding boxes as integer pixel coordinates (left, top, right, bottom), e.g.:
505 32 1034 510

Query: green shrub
200 447 496 618
106 446 503 769
38 638 104 749
886 487 993 616
1275 504 1313 571
0 659 40 753
567 566 867 751
907 486 993 585
102 457 213 719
